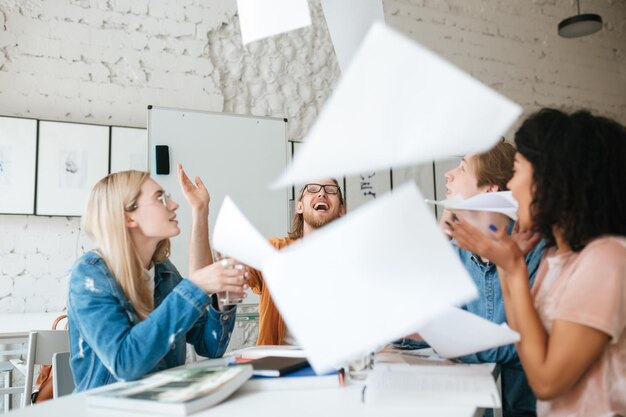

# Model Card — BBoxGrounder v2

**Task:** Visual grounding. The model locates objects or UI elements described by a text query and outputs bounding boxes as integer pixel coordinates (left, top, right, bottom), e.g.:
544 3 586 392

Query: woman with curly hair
449 108 626 416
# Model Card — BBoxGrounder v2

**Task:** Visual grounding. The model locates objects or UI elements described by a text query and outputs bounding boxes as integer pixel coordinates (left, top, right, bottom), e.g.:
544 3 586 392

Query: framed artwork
0 116 37 214
110 126 148 173
36 121 110 216
345 170 391 212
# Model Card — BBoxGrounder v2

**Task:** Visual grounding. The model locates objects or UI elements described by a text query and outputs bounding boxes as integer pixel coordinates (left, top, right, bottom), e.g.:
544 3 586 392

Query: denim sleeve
185 295 236 358
68 259 212 382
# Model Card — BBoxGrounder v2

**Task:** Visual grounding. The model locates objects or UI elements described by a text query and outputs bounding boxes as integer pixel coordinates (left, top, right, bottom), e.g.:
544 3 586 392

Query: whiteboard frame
147 106 290 305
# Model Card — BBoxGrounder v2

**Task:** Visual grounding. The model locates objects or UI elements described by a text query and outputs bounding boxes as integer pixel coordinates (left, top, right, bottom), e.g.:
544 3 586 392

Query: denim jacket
394 224 545 417
67 251 236 392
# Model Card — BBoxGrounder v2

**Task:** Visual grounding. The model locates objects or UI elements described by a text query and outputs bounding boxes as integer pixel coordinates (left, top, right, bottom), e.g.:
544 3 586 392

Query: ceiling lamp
558 0 603 38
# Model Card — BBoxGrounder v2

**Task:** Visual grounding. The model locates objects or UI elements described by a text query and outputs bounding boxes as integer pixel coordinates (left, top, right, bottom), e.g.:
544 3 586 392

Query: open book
86 364 253 416
364 363 500 408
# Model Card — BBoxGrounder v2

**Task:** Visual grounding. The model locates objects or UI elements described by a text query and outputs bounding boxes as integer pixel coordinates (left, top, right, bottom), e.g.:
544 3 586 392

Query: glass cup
215 254 246 305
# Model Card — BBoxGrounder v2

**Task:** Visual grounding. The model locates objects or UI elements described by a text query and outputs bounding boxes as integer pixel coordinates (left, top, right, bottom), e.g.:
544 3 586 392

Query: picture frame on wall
36 121 110 216
110 126 148 173
0 116 38 214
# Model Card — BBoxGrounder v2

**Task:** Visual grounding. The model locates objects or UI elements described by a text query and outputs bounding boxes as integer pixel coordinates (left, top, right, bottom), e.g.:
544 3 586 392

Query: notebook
250 356 309 377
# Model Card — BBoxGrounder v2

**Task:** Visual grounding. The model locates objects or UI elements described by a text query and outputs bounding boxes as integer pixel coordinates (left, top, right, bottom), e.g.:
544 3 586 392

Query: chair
21 330 69 407
51 352 74 399
0 334 28 411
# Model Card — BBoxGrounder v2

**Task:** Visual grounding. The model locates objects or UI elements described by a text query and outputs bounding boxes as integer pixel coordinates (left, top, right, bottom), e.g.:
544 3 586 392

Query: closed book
86 364 253 416
250 356 309 377
242 366 341 391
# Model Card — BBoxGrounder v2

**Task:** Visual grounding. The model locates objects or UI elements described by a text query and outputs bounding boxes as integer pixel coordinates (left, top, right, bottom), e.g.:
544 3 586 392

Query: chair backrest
22 330 69 407
52 352 74 399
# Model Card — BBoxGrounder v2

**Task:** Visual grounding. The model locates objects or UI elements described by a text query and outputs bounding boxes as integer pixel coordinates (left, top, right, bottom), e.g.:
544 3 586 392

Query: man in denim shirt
396 142 544 416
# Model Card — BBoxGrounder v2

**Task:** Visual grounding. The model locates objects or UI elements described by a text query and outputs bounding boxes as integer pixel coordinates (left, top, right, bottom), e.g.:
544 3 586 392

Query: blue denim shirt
67 251 236 392
394 225 545 417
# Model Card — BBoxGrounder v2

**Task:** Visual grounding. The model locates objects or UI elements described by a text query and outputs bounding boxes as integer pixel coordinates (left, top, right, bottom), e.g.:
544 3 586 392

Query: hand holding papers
273 22 522 187
236 0 311 45
213 182 478 373
417 307 520 359
427 191 519 220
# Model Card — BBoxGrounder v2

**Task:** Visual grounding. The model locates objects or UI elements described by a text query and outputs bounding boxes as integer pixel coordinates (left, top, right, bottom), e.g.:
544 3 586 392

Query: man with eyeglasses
247 179 346 345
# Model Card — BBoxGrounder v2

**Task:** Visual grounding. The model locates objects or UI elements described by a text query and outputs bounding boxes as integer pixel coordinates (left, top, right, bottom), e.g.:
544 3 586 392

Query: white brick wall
0 0 624 350
384 0 625 127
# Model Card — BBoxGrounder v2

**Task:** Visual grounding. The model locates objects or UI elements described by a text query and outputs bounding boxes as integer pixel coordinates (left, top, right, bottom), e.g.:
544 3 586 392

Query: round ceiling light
558 0 603 38
558 13 603 38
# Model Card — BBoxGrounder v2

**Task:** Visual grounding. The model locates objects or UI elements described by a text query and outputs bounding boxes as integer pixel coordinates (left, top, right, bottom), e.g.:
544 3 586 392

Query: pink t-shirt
531 236 626 417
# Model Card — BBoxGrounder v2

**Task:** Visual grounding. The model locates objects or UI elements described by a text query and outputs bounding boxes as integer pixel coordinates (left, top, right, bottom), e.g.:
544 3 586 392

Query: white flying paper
272 22 522 188
213 182 478 373
418 307 520 359
213 196 276 270
320 0 385 71
236 0 311 45
426 191 519 220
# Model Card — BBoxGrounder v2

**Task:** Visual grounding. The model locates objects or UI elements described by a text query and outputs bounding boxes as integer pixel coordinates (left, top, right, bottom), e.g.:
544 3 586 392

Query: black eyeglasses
303 183 340 195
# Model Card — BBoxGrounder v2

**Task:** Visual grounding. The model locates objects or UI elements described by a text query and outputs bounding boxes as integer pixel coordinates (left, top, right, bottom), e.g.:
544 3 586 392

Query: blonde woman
68 166 246 391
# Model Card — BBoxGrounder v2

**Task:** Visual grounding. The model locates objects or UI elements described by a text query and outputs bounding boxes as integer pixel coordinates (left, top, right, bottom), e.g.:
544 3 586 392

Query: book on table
364 363 501 408
241 365 342 391
250 356 309 377
86 364 253 416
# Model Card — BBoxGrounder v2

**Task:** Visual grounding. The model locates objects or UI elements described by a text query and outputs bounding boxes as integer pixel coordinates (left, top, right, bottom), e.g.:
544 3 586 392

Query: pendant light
558 0 603 38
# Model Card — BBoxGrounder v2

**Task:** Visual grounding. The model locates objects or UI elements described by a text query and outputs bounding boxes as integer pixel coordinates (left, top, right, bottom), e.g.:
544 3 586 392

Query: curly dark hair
514 108 626 251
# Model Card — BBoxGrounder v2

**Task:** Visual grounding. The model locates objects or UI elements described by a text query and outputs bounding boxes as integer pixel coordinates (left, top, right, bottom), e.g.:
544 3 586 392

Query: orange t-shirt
531 236 626 417
246 237 296 345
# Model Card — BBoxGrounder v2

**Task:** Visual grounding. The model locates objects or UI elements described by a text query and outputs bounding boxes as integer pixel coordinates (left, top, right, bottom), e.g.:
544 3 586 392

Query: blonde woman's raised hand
177 163 210 212
189 257 248 296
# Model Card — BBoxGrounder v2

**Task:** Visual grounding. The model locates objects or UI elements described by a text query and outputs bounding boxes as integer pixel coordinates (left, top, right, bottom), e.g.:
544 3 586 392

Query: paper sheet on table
214 182 478 373
427 191 519 220
272 22 522 188
320 0 384 71
418 307 520 359
236 0 311 45
213 196 276 269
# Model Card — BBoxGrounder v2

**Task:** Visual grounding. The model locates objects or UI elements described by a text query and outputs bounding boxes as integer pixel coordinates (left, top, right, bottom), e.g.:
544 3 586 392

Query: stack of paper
365 363 501 408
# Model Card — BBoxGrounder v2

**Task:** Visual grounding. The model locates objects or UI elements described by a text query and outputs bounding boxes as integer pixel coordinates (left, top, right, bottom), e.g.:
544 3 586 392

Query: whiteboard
148 106 289 304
